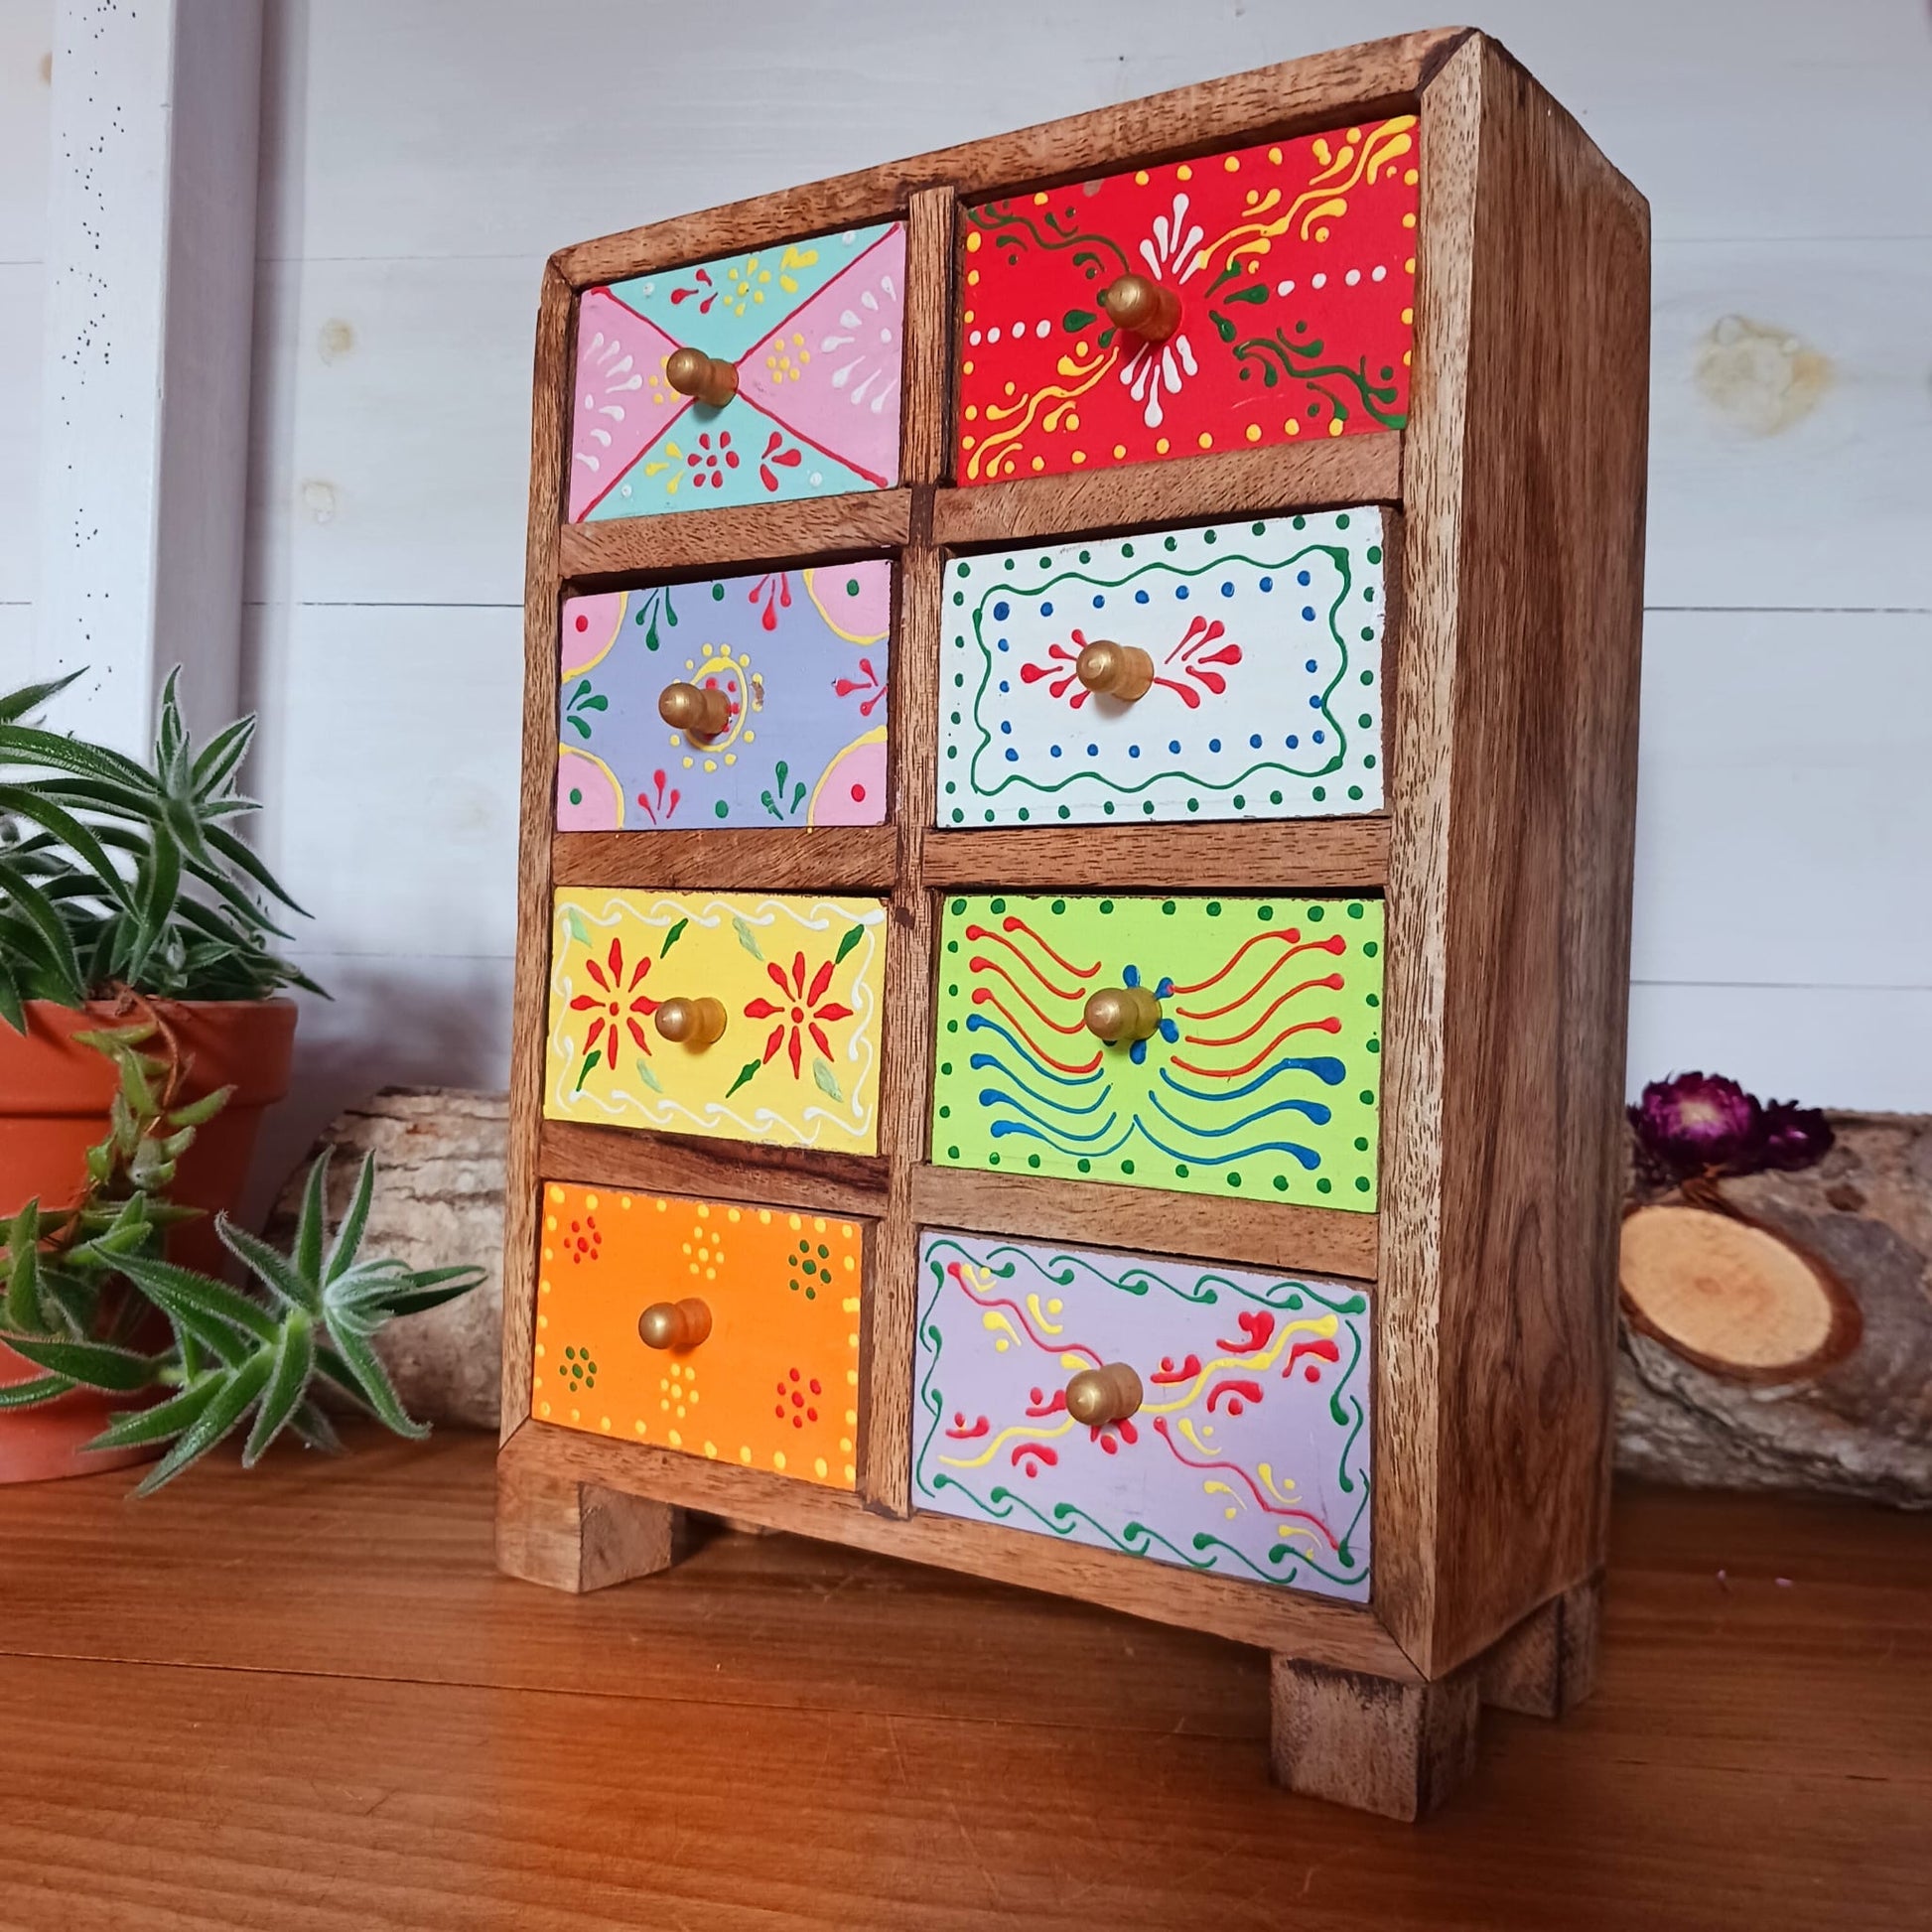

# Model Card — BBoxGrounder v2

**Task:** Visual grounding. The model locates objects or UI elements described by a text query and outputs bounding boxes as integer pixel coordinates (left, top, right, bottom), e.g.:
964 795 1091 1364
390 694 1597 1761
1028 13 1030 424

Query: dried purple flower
1758 1100 1835 1173
1629 1071 1761 1177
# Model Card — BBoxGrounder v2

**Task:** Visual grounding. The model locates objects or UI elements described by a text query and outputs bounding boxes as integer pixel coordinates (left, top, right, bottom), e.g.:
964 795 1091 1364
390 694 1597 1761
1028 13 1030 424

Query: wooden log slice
1619 1203 1860 1383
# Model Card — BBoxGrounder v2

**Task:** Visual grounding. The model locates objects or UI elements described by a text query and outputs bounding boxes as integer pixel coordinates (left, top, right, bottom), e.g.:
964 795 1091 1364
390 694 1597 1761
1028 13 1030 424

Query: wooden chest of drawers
495 26 1650 1820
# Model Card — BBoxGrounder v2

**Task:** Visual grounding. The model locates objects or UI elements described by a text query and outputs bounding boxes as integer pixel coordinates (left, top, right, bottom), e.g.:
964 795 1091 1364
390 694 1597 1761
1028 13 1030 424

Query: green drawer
929 894 1383 1211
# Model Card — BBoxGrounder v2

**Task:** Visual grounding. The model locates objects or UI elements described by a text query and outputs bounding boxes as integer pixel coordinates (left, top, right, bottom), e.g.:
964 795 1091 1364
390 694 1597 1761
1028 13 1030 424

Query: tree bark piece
268 1088 506 1429
1616 1112 1932 1505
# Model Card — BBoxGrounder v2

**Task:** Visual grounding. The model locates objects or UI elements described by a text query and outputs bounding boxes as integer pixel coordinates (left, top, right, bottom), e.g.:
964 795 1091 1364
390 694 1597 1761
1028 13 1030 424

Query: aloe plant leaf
132 1348 276 1495
242 1312 315 1466
213 1214 320 1314
114 1250 280 1343
292 1148 331 1284
85 1373 224 1450
323 1152 375 1285
0 1371 73 1410
318 1330 428 1440
288 1398 343 1454
365 1266 487 1320
0 668 82 724
0 1331 168 1392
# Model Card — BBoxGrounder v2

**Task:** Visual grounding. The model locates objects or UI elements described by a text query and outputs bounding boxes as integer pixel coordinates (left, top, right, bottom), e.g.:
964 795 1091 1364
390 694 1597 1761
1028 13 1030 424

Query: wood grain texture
500 264 575 1445
922 819 1390 890
495 1457 680 1592
552 827 897 892
507 1420 1415 1676
1479 1574 1603 1719
557 490 910 582
551 30 1471 289
539 1119 887 1219
932 437 1403 547
1271 1655 1479 1820
5 1439 1928 1925
911 1165 1377 1281
1376 36 1650 1676
898 189 955 488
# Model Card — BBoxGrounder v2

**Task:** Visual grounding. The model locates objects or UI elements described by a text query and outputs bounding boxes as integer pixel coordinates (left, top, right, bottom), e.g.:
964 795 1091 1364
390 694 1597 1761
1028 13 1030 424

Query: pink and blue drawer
571 222 905 521
557 561 892 831
913 1230 1371 1598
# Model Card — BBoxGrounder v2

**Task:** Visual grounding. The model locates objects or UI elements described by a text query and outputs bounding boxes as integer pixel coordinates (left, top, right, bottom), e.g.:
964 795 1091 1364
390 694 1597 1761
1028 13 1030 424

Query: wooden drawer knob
638 1297 712 1351
1083 984 1163 1044
657 680 732 741
1064 1362 1143 1427
663 345 740 407
1074 639 1155 703
653 997 726 1048
1098 273 1180 343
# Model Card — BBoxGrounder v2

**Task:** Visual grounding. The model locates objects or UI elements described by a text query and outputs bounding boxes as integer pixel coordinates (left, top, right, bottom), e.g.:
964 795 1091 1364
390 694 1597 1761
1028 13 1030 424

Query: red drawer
955 120 1418 485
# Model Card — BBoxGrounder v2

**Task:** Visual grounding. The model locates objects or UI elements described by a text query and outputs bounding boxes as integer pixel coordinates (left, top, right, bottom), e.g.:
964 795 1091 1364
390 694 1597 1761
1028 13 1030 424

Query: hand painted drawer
914 1229 1369 1596
545 891 886 1153
929 893 1381 1209
938 510 1386 826
558 563 892 831
535 1179 863 1488
571 221 904 521
956 122 1417 484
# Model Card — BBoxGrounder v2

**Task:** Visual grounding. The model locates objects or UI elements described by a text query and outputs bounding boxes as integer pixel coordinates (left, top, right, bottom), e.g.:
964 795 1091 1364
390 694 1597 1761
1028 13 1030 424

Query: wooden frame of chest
495 25 1649 1821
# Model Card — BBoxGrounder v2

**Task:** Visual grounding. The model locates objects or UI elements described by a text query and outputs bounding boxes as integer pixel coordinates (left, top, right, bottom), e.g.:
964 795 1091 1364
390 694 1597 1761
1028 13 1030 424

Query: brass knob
1065 1362 1143 1427
1083 985 1163 1044
1074 639 1155 703
1099 273 1180 343
657 680 732 740
663 345 739 407
654 996 726 1048
638 1298 712 1351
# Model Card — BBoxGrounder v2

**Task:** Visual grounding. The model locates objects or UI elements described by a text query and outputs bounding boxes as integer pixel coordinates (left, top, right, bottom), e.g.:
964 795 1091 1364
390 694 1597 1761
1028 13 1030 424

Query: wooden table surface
1 1430 1925 1931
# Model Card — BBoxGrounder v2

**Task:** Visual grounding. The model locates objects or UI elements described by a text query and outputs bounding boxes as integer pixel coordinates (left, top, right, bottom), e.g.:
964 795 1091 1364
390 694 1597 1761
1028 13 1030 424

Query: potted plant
0 668 318 1478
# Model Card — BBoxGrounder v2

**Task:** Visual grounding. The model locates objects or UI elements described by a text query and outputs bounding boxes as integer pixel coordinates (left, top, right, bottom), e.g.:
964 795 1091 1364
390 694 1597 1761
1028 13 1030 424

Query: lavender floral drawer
913 1229 1371 1598
557 562 891 831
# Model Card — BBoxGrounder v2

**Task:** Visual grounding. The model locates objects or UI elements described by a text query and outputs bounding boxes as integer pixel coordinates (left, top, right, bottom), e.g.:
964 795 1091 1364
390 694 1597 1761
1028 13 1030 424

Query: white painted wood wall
4 2 1929 1193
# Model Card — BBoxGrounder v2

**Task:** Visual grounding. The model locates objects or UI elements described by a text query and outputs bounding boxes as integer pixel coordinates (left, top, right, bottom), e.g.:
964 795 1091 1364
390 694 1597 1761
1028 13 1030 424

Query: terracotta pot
0 998 298 1483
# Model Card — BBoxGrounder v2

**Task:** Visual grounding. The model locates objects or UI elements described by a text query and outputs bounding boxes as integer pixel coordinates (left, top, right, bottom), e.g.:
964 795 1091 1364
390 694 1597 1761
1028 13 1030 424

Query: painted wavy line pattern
930 894 1382 1210
912 1232 1372 1596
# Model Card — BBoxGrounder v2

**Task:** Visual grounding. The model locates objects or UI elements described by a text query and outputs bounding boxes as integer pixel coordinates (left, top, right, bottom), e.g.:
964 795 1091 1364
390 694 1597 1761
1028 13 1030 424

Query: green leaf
636 1058 663 1093
1210 309 1237 344
132 1348 276 1496
168 1083 233 1128
0 721 157 793
564 906 590 946
324 1151 376 1285
0 1371 72 1410
1062 307 1097 333
242 1311 315 1466
114 1250 279 1344
0 863 86 1003
659 917 688 957
724 1058 761 1099
319 1330 427 1441
0 668 83 724
191 712 255 799
288 1398 343 1454
366 1267 485 1320
292 1148 331 1283
84 1374 224 1449
0 958 24 1034
574 1046 601 1091
833 921 867 966
733 914 764 961
0 1331 166 1393
214 1214 320 1314
201 821 307 915
0 784 134 910
4 1197 42 1330
123 820 184 984
811 1057 844 1103
1223 282 1269 306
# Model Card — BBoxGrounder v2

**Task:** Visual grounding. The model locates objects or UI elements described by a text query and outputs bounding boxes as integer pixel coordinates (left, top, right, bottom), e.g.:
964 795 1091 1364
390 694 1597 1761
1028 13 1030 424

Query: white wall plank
1648 240 1932 612
0 262 43 608
1632 611 1932 992
1628 984 1932 1114
243 602 522 961
0 4 52 265
254 0 1932 266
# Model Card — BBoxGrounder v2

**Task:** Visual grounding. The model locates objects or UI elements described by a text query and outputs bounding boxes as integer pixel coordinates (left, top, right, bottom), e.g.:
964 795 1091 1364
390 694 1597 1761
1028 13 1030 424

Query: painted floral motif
546 892 886 1153
557 562 893 832
914 1232 1371 1596
533 1182 863 1487
570 223 905 520
938 513 1386 827
957 122 1417 483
